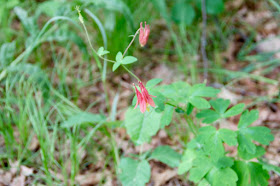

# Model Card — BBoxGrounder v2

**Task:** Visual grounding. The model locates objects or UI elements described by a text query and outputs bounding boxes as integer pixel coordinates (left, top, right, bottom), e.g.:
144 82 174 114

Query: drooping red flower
133 81 156 113
139 22 150 47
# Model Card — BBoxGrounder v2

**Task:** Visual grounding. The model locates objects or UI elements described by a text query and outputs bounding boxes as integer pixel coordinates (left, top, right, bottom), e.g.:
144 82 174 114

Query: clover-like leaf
97 47 109 56
237 110 274 155
191 126 237 160
196 99 245 124
146 78 162 88
118 157 151 186
211 167 238 186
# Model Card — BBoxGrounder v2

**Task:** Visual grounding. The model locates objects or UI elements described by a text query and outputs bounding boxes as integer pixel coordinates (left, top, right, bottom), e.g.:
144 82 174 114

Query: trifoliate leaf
198 179 211 186
196 109 220 124
237 109 274 155
125 107 161 145
196 99 245 124
238 110 259 128
223 103 245 118
150 145 181 168
118 157 151 186
97 47 109 56
122 56 137 64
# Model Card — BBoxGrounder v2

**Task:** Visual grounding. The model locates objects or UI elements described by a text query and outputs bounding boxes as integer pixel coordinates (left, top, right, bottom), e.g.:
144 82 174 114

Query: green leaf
212 167 238 186
97 47 110 56
243 126 274 145
149 90 165 112
196 109 220 124
0 41 16 66
215 156 234 169
218 128 237 146
248 162 269 186
189 97 210 109
223 103 245 118
237 110 274 155
210 99 230 114
196 126 225 160
146 78 162 88
196 99 245 124
118 157 151 186
198 179 211 186
206 0 224 15
159 81 190 104
125 107 162 145
238 145 265 160
112 61 121 71
232 161 250 186
61 112 106 128
150 145 182 168
238 110 259 129
259 159 280 176
116 51 123 62
122 56 137 64
171 1 195 25
160 104 174 128
178 149 197 175
189 156 213 183
190 84 220 98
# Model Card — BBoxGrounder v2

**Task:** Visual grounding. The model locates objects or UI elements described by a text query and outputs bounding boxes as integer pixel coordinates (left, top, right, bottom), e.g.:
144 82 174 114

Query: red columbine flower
139 22 150 47
133 81 156 113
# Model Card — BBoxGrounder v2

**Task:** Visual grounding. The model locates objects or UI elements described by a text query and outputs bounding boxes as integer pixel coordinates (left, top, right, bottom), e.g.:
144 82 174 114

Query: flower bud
139 22 150 47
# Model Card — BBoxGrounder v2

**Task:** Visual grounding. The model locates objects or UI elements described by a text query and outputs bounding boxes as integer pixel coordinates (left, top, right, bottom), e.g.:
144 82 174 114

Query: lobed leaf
150 145 181 168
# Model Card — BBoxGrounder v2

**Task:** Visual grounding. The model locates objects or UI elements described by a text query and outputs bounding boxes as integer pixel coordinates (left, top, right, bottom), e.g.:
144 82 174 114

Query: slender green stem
184 114 197 136
123 29 140 57
122 65 140 81
76 7 141 82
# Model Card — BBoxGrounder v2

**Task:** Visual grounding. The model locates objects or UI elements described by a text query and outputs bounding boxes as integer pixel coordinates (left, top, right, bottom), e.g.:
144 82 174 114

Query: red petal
148 97 155 107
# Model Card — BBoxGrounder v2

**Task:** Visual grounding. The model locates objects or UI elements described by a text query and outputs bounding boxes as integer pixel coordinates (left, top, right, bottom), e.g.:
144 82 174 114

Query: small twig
201 0 208 80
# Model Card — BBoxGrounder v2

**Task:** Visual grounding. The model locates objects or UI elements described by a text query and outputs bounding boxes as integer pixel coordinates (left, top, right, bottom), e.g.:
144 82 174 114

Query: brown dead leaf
75 172 102 185
10 175 25 186
0 171 13 185
28 136 39 151
151 168 177 186
257 37 280 58
20 166 33 177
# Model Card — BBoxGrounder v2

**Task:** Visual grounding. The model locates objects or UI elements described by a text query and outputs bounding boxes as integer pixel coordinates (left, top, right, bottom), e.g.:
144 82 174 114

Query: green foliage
118 157 151 186
113 51 137 71
172 0 195 25
124 107 161 145
233 161 269 186
196 98 245 124
237 110 274 156
150 145 181 168
97 46 110 56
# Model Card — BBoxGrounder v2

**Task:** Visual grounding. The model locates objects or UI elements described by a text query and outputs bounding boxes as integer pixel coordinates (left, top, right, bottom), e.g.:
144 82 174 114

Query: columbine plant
76 7 277 186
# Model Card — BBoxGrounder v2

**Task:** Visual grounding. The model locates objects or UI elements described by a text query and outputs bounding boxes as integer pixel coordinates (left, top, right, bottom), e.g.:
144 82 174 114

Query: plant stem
184 114 198 136
123 29 140 57
121 65 141 81
201 0 209 80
